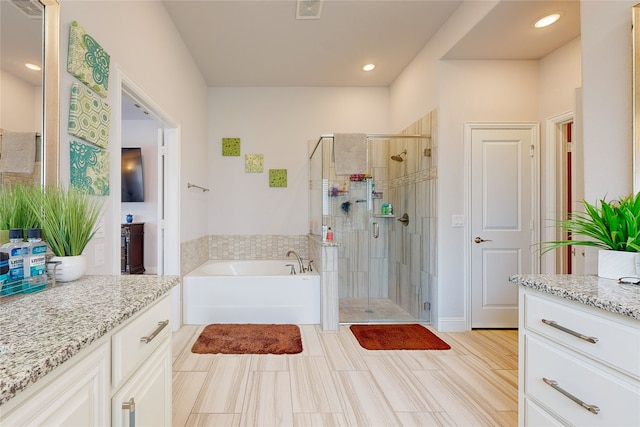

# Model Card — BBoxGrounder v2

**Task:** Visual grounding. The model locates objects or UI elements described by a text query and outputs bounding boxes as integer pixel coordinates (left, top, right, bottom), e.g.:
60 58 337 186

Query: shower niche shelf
373 214 396 218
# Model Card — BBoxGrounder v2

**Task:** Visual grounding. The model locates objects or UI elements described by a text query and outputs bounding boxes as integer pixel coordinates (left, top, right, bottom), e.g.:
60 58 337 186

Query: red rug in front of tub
191 324 303 355
349 324 451 350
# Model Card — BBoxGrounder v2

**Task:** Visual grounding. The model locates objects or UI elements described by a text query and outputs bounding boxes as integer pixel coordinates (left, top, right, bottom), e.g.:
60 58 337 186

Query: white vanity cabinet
518 287 640 426
111 294 172 426
0 342 110 426
0 291 172 427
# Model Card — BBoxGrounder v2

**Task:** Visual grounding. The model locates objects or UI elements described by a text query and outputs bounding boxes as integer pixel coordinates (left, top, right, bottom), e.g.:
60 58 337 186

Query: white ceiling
1 0 581 120
163 0 581 87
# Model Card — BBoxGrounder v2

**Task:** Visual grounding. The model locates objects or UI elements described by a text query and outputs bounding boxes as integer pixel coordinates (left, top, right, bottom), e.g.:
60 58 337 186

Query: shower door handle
372 222 379 238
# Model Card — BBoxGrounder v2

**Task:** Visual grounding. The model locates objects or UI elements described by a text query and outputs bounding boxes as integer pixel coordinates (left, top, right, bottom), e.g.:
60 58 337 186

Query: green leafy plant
0 184 41 230
540 192 640 254
25 186 104 256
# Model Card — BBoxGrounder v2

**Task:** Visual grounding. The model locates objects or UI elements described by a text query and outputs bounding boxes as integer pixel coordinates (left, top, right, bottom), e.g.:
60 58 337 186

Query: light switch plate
452 214 464 228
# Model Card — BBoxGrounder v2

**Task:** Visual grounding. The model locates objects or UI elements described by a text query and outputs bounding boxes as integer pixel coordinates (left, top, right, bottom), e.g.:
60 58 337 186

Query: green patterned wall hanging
68 83 111 148
245 154 264 172
222 138 240 156
70 140 110 195
269 169 287 187
67 21 110 97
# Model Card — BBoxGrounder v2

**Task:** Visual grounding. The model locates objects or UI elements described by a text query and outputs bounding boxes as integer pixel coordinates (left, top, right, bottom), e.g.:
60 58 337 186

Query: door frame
463 122 540 330
113 67 182 328
544 111 574 274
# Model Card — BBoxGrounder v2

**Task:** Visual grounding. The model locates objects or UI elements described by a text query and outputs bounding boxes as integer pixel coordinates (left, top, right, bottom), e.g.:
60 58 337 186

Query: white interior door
468 123 539 328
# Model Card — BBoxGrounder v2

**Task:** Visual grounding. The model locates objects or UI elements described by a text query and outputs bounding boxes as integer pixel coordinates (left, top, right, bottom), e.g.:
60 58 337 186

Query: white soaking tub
183 260 320 324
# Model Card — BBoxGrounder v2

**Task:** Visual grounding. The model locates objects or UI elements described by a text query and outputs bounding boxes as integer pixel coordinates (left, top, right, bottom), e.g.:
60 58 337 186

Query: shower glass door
312 131 433 324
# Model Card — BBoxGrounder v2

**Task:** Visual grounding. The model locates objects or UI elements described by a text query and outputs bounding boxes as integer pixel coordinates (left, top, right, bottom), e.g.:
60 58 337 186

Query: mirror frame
634 4 640 192
41 0 59 186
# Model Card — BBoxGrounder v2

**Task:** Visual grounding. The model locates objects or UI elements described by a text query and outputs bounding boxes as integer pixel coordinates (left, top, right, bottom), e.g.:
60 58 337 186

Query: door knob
474 236 492 244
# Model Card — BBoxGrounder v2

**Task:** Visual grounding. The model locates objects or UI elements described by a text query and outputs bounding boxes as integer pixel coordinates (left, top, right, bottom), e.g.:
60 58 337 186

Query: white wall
208 87 390 235
438 60 539 327
389 2 584 331
122 120 159 274
389 0 499 130
538 37 582 273
581 0 635 205
1 70 42 132
59 1 208 274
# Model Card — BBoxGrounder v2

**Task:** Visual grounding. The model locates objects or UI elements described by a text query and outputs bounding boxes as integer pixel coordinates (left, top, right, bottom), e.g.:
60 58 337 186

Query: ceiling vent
296 0 323 20
9 0 43 19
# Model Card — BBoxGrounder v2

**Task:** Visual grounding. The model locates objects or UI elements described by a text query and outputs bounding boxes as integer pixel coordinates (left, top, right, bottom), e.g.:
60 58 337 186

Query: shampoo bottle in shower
326 227 333 241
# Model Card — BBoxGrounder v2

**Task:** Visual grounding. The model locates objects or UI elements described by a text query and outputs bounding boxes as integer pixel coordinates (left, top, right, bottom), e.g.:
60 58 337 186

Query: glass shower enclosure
309 134 433 323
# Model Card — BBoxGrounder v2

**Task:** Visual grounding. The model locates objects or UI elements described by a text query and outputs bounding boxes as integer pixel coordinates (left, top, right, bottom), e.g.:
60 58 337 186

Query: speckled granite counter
0 275 178 405
510 274 640 320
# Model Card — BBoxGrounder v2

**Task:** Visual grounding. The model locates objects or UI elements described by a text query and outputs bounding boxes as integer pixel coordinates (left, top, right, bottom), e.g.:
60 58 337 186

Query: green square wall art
269 169 287 187
222 138 241 156
70 140 110 195
245 154 264 173
67 21 110 97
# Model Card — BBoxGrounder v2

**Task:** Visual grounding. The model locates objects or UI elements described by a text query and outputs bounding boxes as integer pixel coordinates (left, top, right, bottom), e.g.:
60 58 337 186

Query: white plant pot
597 250 640 280
48 255 87 282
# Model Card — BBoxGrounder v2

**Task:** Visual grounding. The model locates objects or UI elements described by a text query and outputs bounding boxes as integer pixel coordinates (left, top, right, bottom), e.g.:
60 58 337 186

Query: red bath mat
349 323 451 350
191 324 303 354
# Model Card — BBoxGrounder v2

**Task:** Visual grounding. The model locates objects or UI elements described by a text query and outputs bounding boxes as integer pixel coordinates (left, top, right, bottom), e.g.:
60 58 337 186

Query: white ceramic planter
48 254 87 282
597 250 640 280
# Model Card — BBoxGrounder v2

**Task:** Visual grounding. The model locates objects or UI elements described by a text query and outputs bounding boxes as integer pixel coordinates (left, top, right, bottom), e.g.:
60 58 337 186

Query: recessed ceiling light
362 64 375 72
534 12 562 29
25 63 41 71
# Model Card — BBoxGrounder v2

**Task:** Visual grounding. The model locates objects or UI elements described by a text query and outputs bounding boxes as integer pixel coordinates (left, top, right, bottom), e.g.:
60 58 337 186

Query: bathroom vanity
0 274 178 426
510 274 640 426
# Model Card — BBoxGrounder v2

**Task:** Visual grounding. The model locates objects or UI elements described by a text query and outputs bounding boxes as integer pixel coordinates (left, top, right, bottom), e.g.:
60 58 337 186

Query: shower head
390 149 407 162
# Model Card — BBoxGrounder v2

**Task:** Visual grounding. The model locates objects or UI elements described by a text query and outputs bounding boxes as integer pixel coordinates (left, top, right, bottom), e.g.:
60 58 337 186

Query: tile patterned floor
172 324 518 427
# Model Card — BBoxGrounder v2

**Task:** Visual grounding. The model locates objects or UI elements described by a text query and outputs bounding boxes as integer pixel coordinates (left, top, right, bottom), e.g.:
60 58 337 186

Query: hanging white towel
0 132 37 174
333 133 367 175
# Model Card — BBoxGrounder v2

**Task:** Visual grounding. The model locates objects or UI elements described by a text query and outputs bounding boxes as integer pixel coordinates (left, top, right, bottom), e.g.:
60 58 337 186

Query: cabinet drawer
525 335 640 427
524 292 640 377
524 397 563 427
112 295 171 389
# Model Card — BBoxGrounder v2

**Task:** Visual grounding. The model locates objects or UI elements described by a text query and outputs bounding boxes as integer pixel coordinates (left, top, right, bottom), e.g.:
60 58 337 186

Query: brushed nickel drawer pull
122 397 136 426
140 320 169 343
543 378 600 415
541 319 598 344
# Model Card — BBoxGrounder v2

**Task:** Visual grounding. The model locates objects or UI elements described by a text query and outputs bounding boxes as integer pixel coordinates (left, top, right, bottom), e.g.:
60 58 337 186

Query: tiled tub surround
509 274 640 319
0 274 179 405
182 235 310 277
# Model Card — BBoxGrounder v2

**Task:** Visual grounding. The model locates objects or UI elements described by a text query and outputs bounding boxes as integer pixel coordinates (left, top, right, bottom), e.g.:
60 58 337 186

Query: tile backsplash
181 234 309 275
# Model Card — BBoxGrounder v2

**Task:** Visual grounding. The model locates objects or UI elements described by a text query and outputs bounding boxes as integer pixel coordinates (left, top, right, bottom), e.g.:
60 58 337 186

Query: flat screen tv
121 147 144 202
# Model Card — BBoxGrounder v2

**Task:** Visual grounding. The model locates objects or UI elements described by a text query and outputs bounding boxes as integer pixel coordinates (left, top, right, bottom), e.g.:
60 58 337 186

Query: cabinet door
112 338 171 427
2 343 109 427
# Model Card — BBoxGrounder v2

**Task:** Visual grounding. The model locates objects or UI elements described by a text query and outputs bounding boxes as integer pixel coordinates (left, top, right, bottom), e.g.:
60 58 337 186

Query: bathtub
183 260 320 324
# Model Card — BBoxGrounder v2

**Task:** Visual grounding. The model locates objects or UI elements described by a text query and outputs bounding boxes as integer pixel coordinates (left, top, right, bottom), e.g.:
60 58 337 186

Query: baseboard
435 317 468 332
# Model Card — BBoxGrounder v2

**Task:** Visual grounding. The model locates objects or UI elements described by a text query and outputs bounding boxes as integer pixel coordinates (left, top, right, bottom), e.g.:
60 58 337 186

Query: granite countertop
0 275 179 405
510 274 640 320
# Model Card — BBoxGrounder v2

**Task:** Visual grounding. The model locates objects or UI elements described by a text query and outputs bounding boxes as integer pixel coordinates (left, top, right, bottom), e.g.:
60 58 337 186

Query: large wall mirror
0 0 59 189
634 4 640 193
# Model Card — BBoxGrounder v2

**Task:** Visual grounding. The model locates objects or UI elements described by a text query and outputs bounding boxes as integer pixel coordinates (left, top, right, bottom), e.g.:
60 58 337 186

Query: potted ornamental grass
0 184 41 244
540 192 640 279
26 186 104 282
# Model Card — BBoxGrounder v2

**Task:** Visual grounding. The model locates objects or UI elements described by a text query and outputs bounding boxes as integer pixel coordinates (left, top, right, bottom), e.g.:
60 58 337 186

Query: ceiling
1 0 581 120
163 0 581 87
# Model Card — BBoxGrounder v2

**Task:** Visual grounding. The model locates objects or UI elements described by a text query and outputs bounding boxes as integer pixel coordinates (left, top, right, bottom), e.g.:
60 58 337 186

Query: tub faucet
286 250 304 273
